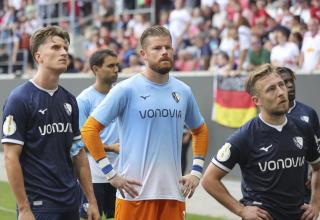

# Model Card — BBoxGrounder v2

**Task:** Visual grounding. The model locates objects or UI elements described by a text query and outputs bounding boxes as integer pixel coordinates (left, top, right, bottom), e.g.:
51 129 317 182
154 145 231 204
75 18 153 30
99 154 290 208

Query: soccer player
77 49 120 219
1 26 100 220
276 66 320 202
81 25 208 220
202 64 320 220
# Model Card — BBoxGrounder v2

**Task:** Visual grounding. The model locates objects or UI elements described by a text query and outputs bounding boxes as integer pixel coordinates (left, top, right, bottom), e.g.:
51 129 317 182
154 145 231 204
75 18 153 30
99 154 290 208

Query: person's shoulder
58 85 76 98
8 81 34 101
287 114 312 130
169 76 191 90
296 101 316 111
77 85 94 100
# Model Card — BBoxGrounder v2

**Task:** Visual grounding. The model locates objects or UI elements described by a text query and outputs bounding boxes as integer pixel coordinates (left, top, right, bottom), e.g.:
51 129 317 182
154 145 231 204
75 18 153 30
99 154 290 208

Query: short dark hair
30 26 70 61
245 63 277 96
140 25 172 48
276 66 296 80
89 49 117 71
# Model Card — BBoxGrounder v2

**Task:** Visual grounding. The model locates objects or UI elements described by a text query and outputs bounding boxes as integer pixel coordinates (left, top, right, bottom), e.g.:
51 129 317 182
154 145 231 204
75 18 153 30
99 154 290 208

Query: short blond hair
140 25 172 48
245 64 277 96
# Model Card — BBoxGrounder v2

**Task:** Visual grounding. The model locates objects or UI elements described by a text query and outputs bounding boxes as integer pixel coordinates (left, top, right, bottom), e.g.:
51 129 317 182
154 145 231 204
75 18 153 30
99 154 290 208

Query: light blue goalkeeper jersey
91 74 204 201
77 85 119 183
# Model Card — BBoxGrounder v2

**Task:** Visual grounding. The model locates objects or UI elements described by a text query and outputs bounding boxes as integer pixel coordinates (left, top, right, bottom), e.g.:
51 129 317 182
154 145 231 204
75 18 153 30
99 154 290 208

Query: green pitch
0 181 225 220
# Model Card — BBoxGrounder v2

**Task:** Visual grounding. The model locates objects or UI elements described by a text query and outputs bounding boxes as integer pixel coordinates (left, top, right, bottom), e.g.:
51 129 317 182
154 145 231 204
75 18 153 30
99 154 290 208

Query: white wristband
191 157 205 179
97 157 116 180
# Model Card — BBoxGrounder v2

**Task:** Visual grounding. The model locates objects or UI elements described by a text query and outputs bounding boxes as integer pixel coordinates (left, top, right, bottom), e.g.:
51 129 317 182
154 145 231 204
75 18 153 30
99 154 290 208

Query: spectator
236 16 251 70
271 26 299 70
299 18 320 73
169 0 191 48
248 34 270 71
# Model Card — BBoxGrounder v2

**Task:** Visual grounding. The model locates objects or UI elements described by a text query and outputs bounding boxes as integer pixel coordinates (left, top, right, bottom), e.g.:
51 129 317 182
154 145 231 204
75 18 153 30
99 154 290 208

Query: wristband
97 157 116 180
191 157 204 179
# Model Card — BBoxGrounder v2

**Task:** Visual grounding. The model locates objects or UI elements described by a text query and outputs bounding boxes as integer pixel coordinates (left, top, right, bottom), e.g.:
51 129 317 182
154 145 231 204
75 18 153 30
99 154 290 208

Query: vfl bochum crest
172 92 180 103
293 136 303 149
64 103 72 116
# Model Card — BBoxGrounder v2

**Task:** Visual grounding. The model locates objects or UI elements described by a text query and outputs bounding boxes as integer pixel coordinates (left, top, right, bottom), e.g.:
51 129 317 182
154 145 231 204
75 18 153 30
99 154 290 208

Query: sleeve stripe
308 157 320 165
1 138 24 145
211 158 231 173
73 135 81 141
192 164 203 173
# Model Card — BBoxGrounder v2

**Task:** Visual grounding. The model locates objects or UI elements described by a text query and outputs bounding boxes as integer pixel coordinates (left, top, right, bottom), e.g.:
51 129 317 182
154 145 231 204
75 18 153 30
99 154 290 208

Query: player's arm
202 163 272 220
303 162 320 220
72 147 100 219
81 116 141 198
104 143 120 154
3 143 35 219
180 123 208 198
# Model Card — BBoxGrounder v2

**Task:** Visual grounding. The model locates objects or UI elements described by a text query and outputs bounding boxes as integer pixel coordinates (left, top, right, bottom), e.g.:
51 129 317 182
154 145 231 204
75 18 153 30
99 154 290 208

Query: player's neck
33 68 60 90
143 68 169 84
94 82 112 94
260 111 287 125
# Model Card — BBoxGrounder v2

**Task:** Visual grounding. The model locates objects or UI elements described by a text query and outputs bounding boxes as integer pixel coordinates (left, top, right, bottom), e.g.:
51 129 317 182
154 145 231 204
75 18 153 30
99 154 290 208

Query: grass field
0 181 225 220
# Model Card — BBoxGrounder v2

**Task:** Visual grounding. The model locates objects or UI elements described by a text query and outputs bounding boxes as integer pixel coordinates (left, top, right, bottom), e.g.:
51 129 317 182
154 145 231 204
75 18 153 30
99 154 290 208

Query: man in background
77 49 120 219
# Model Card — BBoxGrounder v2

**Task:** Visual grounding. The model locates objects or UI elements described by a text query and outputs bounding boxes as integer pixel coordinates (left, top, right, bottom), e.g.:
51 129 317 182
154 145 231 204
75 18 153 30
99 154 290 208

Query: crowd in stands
1 0 320 75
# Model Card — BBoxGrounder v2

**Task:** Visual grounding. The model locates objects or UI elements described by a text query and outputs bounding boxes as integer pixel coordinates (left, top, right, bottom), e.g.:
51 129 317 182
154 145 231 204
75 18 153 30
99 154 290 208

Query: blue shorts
80 183 116 218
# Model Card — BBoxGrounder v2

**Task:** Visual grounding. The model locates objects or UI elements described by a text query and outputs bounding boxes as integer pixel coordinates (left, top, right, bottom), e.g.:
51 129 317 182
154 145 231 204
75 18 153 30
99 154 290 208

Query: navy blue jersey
288 100 320 139
287 100 320 202
1 80 81 212
212 116 320 219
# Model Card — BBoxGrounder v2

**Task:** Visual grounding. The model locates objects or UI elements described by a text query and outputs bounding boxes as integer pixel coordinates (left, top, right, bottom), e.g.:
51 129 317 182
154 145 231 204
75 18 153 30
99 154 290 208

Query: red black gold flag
212 75 257 128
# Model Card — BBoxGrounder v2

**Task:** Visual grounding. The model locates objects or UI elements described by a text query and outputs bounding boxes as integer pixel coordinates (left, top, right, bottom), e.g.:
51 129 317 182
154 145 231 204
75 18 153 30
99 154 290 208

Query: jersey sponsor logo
3 115 17 136
38 122 72 135
172 91 180 103
139 108 182 119
140 95 150 100
217 143 231 162
258 156 305 172
300 115 309 123
260 144 273 152
64 103 72 115
293 136 303 149
38 108 48 115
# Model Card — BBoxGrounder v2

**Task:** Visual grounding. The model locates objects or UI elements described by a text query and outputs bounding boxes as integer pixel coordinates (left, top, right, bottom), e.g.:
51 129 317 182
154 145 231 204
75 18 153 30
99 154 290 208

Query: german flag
212 75 257 128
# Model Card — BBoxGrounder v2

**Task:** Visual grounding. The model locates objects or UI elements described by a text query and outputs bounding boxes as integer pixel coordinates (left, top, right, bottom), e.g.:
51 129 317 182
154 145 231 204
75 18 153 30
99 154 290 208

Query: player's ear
252 95 260 107
92 65 99 73
140 49 146 59
34 52 41 63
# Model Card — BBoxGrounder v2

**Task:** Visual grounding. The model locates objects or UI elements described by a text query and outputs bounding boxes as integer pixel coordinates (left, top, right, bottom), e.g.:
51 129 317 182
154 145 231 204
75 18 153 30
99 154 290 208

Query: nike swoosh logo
260 144 273 152
140 95 150 100
38 108 48 115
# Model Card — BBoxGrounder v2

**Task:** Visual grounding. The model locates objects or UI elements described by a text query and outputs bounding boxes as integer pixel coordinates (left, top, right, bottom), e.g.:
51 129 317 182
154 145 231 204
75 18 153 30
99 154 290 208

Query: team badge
300 116 309 123
3 115 17 136
64 103 72 116
217 143 231 162
172 92 180 103
293 136 303 149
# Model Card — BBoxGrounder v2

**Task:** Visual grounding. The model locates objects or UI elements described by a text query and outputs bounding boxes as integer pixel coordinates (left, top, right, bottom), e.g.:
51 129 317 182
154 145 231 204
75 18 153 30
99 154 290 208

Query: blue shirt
212 115 320 219
91 74 204 201
1 80 80 212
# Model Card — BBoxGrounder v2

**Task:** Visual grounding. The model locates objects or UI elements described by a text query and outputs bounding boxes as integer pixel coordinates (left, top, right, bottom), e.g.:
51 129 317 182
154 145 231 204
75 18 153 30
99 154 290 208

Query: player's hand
18 207 35 220
240 206 272 220
300 203 319 220
180 174 200 198
86 202 101 220
104 143 120 153
110 175 142 198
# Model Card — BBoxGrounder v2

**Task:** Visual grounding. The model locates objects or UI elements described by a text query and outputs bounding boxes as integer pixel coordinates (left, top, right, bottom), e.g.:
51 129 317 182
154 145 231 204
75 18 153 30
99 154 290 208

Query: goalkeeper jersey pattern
212 115 320 219
77 85 119 183
1 80 80 212
91 74 204 201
